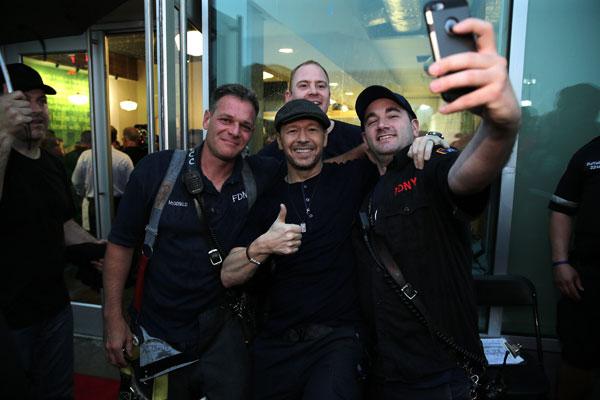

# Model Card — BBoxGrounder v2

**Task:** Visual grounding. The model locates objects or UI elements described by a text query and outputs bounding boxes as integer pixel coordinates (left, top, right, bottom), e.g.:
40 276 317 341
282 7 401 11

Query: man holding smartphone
353 18 520 399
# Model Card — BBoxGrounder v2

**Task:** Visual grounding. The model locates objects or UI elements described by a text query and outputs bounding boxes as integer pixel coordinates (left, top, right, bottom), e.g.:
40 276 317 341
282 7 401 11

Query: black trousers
557 263 600 370
252 325 364 400
172 315 249 399
368 368 471 400
136 314 250 400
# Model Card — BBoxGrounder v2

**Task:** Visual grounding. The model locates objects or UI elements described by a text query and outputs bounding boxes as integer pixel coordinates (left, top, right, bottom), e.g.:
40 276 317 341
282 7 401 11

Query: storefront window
210 0 511 333
506 0 600 336
211 0 509 151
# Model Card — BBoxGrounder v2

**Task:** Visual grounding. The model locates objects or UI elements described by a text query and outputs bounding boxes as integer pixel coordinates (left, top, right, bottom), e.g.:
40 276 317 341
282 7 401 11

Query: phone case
424 1 477 102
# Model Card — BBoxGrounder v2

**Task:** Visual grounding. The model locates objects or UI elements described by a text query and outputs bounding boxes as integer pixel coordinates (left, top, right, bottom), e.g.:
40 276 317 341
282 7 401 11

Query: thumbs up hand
261 204 303 255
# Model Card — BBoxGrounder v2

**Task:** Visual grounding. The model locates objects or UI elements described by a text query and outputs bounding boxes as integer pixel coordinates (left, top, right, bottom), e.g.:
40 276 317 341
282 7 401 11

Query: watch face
427 131 444 139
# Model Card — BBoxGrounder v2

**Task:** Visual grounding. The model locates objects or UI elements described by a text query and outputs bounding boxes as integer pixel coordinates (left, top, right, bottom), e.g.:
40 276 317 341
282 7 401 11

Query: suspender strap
134 150 187 312
143 149 187 256
241 157 257 209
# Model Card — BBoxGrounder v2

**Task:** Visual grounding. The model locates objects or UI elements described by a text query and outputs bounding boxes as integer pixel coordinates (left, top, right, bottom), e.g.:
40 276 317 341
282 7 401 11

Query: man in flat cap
0 63 102 399
220 97 439 399
222 98 378 399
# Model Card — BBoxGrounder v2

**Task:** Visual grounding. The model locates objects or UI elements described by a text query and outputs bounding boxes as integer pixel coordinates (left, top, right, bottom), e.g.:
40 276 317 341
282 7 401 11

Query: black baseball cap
274 99 330 132
355 85 416 127
0 63 56 95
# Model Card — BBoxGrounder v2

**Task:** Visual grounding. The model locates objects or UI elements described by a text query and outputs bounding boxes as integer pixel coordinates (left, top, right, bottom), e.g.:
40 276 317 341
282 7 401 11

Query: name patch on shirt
586 160 600 170
168 200 189 207
394 177 417 195
232 191 248 203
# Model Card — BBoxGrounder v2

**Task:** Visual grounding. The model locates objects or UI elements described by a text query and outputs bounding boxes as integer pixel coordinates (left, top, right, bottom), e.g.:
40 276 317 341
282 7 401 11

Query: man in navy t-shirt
103 84 280 399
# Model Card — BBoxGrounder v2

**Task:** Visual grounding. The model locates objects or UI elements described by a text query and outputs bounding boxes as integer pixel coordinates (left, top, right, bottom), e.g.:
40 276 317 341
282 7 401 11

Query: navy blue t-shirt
236 159 378 336
109 148 282 342
258 119 363 160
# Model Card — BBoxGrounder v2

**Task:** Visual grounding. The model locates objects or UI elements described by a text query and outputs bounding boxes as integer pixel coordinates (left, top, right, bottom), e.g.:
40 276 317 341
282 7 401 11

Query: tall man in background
259 60 364 159
549 132 600 400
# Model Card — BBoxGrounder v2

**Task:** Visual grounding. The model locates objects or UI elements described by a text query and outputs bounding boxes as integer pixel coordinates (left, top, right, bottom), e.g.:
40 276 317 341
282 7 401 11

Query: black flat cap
274 99 330 132
0 63 56 95
355 85 416 127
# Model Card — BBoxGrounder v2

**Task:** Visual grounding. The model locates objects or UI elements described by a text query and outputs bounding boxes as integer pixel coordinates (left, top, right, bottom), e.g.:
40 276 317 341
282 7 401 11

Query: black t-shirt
257 119 363 160
108 148 282 343
548 136 600 263
123 145 149 166
236 160 378 336
354 146 488 382
0 149 74 328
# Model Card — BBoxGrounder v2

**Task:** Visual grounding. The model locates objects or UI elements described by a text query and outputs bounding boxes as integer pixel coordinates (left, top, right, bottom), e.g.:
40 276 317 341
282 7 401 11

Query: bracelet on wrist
246 245 261 266
552 260 569 267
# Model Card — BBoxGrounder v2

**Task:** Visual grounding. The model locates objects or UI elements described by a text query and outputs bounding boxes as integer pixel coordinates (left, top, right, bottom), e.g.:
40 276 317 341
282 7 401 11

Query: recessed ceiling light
263 71 274 80
521 100 532 107
344 91 354 96
278 48 294 54
329 82 338 87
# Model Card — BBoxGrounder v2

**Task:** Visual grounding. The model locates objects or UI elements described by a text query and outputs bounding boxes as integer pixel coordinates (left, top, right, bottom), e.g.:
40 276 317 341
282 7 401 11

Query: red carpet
74 373 120 400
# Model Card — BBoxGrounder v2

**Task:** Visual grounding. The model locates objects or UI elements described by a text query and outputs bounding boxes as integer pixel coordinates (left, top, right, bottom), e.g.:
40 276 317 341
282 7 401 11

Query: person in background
1 62 103 400
121 126 148 166
64 129 91 178
258 60 364 159
71 126 133 235
41 136 65 159
111 125 122 150
549 130 600 400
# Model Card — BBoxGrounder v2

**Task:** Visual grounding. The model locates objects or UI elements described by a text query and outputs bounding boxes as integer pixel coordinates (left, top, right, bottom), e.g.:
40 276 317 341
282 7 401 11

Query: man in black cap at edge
0 63 103 399
352 20 520 399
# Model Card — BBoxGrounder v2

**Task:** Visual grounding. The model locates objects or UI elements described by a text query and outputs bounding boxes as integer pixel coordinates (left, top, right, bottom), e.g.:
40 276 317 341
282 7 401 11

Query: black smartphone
423 0 477 102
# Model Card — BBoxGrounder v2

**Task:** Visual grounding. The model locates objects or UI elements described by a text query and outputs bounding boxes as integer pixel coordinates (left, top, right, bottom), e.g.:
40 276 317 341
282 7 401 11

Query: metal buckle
142 244 153 257
208 249 223 266
401 283 417 300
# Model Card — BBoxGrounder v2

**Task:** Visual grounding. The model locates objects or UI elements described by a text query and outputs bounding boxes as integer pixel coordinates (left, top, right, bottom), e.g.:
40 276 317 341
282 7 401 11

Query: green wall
24 57 91 149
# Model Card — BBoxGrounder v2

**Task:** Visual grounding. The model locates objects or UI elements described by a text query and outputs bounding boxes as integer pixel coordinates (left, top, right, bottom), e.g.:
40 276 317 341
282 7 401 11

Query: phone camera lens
444 17 458 35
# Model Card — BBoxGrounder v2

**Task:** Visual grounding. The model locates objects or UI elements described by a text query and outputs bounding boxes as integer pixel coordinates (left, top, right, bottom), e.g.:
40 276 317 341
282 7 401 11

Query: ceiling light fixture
120 100 138 111
329 82 338 87
278 48 294 54
175 31 203 56
384 0 422 32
